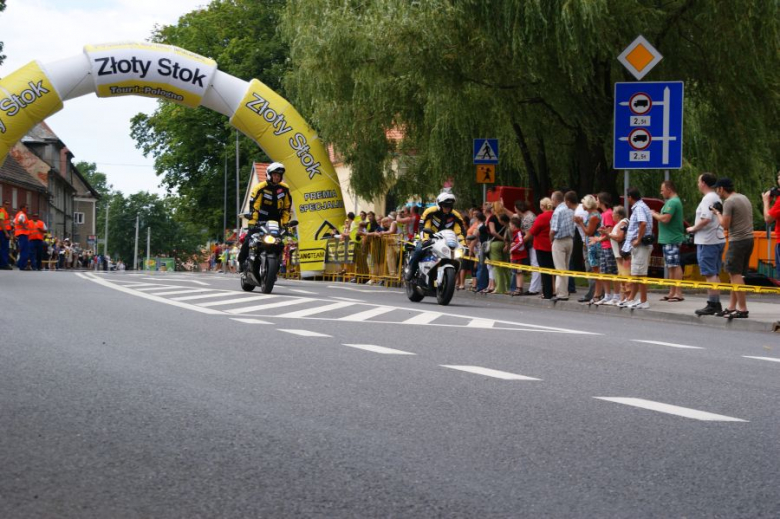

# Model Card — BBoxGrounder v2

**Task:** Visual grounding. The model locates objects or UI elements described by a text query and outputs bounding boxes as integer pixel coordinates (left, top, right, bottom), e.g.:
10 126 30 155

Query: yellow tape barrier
464 256 780 294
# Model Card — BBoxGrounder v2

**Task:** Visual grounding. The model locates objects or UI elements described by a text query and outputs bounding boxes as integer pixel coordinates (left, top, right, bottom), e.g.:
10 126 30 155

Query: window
12 188 17 208
26 191 32 208
74 212 85 225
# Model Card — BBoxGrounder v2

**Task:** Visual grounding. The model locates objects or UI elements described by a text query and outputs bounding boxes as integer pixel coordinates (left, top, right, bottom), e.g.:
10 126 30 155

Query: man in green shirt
652 180 686 301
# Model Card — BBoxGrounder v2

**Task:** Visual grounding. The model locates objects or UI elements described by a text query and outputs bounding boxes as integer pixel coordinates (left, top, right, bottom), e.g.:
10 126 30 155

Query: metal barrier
323 235 404 285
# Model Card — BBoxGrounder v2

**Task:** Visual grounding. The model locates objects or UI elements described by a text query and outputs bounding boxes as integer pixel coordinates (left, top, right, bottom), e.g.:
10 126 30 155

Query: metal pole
133 214 139 271
483 184 486 207
235 131 240 242
623 171 629 216
223 145 228 274
104 202 109 257
146 226 150 271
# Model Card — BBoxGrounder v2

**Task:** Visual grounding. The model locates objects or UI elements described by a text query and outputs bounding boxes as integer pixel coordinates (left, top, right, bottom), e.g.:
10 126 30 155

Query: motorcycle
404 228 464 306
240 218 298 294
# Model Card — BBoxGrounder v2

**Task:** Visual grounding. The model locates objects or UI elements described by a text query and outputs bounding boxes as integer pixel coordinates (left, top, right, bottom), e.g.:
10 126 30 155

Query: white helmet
267 162 285 181
436 192 456 210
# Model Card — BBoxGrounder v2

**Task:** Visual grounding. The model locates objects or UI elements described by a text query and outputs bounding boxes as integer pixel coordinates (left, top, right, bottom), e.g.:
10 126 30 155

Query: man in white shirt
686 172 726 316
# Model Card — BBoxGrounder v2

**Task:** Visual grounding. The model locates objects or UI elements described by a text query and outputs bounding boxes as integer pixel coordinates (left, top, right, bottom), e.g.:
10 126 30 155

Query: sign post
473 138 499 206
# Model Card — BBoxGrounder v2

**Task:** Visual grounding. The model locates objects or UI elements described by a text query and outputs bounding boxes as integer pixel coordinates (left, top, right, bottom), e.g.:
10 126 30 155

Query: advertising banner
231 79 346 271
84 42 217 108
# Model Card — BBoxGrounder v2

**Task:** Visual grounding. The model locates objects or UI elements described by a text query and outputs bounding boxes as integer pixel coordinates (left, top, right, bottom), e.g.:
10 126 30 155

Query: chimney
60 147 68 179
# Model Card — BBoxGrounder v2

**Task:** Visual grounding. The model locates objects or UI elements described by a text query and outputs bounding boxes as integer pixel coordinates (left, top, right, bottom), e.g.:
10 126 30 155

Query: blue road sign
614 81 683 169
473 138 499 164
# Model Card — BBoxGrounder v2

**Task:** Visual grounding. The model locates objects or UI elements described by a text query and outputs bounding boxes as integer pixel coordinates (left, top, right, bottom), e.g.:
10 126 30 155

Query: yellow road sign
476 164 495 184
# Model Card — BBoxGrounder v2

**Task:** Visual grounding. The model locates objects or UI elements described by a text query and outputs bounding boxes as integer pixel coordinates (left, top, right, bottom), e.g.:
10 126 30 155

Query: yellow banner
84 42 217 108
0 61 64 159
231 79 346 271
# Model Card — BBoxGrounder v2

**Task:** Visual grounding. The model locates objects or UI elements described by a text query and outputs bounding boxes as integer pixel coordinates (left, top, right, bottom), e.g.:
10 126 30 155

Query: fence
321 234 405 285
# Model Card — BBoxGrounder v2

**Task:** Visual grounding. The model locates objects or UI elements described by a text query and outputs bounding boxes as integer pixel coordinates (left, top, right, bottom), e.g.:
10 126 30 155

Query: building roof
0 155 48 193
254 162 268 183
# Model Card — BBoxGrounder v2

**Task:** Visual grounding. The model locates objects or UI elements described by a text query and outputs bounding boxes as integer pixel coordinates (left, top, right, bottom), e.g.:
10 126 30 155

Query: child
509 215 527 296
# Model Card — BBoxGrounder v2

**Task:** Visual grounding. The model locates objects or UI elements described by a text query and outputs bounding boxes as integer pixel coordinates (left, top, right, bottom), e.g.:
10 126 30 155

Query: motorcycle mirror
287 220 299 227
241 212 253 219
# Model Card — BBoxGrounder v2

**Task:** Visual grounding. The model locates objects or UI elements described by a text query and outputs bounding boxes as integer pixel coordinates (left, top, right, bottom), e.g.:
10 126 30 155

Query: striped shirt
550 203 575 239
622 199 653 253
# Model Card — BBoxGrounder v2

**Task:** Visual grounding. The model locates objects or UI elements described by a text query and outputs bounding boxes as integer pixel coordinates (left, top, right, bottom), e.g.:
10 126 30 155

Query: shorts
697 243 725 277
724 239 754 276
662 243 681 268
599 246 618 274
630 244 652 276
586 243 601 269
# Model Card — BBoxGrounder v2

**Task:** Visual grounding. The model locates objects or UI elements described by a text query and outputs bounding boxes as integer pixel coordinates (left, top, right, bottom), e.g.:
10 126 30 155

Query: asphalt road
1 270 779 518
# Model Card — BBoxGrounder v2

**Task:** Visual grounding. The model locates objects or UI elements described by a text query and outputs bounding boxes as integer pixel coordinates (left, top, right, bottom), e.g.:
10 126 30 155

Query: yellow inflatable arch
0 42 345 271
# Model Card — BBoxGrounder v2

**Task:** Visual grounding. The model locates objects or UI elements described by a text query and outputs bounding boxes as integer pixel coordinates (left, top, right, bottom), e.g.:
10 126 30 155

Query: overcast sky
0 0 212 195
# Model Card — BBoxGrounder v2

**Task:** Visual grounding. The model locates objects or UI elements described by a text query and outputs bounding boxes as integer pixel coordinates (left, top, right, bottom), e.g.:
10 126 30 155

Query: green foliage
0 0 6 66
281 0 779 211
130 0 289 238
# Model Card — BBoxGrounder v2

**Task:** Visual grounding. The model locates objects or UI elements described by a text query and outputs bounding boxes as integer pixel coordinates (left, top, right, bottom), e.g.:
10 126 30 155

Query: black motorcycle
240 219 297 294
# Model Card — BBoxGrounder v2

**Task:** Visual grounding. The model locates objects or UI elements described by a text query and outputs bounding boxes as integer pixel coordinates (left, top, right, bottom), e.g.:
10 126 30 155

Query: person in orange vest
29 212 47 271
13 204 31 270
0 200 11 270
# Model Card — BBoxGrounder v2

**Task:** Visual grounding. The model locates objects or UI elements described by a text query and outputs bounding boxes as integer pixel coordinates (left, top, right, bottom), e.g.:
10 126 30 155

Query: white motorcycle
404 228 464 306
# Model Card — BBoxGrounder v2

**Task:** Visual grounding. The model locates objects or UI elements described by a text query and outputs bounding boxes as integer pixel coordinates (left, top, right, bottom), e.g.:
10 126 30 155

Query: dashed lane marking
276 301 355 318
230 318 273 324
632 340 704 350
278 329 332 337
198 295 277 307
342 344 416 355
226 298 314 315
594 397 747 422
743 356 780 364
441 365 542 381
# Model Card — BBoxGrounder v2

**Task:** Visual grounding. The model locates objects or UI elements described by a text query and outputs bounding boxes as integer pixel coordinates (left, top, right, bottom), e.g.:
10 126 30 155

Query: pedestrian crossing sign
476 164 495 184
473 138 499 164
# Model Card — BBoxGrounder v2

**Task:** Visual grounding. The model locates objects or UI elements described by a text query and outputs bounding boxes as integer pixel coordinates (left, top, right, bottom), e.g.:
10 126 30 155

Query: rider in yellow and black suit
404 192 466 281
238 162 293 266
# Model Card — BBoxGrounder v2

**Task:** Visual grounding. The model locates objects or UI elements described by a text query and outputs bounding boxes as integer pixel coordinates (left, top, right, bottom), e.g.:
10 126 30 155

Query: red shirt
528 210 553 252
770 198 780 244
510 229 527 261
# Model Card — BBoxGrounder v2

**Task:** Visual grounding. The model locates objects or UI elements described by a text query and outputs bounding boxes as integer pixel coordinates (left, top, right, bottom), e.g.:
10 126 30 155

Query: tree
0 0 6 66
130 0 289 237
281 0 779 211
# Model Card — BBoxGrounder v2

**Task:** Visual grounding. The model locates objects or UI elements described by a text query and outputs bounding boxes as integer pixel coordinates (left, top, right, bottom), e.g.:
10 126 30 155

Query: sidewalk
462 290 780 333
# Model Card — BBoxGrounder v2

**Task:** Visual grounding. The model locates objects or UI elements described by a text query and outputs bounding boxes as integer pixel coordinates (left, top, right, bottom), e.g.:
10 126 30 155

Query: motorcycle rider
404 192 466 281
238 162 293 268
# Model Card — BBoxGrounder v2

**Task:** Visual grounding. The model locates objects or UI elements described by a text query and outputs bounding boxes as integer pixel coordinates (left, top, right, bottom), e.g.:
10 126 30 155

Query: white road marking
403 312 442 325
342 344 416 355
230 318 272 324
632 340 704 350
151 289 212 296
171 291 238 301
134 285 180 291
338 306 395 321
115 282 161 288
743 356 780 364
278 329 332 337
441 365 541 381
594 398 748 422
287 288 318 295
275 301 355 318
328 285 404 294
198 295 277 307
80 273 224 315
331 297 365 303
227 298 314 315
141 277 209 285
467 319 495 328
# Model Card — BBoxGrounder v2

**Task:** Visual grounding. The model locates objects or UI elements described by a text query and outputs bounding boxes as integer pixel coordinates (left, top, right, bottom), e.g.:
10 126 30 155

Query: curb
458 290 779 333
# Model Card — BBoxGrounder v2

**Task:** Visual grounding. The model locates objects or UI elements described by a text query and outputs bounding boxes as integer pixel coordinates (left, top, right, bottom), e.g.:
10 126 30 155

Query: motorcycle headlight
263 235 277 244
453 248 464 259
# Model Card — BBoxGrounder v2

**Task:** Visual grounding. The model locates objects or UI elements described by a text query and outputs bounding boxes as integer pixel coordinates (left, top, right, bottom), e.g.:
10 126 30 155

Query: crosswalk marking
198 295 277 307
226 298 314 315
632 340 704 350
287 288 318 295
342 344 416 355
141 277 209 285
467 319 495 328
230 318 272 324
440 365 541 381
338 306 395 322
116 282 160 288
594 398 747 422
171 291 237 301
743 356 780 364
278 329 332 337
275 301 355 318
151 289 211 296
134 285 179 291
403 312 442 325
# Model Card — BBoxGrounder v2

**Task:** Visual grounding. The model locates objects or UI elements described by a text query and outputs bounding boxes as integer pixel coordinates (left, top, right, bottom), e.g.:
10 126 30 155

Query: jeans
475 259 489 292
406 241 428 280
0 232 9 267
16 235 29 270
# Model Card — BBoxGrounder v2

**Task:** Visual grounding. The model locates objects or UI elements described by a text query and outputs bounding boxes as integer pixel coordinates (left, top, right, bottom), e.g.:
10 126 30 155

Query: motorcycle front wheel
436 268 456 305
261 255 279 294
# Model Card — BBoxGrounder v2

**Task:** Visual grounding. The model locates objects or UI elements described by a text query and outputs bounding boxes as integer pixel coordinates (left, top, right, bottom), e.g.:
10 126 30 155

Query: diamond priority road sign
613 81 684 170
617 35 663 80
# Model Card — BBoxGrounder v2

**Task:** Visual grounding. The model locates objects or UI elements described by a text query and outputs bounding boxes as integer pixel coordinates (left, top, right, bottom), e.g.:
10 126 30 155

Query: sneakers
633 301 650 310
695 301 722 316
619 298 640 308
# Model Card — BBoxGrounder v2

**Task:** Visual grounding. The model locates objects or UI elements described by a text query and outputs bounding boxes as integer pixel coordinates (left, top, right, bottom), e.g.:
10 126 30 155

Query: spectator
571 194 593 300
508 215 527 295
514 200 540 295
366 211 380 233
687 173 726 316
608 205 632 304
342 212 355 241
549 191 577 301
487 201 510 294
0 200 10 270
378 216 400 278
712 178 754 319
762 170 780 279
652 180 686 302
619 188 653 309
526 197 554 300
573 194 602 304
472 211 490 293
595 192 618 305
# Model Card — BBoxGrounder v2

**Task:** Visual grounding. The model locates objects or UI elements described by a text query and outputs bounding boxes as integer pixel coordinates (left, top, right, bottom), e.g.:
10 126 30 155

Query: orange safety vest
0 207 10 231
13 211 30 237
29 219 45 241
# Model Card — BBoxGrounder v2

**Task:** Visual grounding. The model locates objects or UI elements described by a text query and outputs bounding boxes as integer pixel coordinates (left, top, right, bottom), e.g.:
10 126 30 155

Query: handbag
641 234 655 245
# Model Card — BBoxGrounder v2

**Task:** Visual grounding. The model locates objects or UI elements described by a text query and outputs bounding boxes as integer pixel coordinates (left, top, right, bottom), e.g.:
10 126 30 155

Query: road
2 270 779 518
